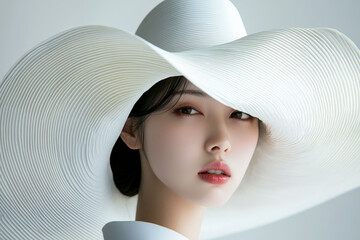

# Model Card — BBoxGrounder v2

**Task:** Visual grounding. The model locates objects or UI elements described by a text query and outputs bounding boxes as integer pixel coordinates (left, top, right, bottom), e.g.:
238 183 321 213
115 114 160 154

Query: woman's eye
175 106 200 115
174 107 251 119
231 111 251 120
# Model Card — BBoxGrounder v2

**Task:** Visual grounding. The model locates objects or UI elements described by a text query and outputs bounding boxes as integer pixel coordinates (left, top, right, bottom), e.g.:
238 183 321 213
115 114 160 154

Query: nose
205 123 231 154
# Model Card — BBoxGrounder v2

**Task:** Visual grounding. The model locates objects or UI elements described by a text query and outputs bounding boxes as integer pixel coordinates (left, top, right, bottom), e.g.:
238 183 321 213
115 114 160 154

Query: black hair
110 76 189 197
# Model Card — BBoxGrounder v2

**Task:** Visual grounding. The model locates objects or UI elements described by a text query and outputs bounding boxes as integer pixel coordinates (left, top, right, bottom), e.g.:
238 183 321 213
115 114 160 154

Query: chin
192 190 234 207
204 197 232 207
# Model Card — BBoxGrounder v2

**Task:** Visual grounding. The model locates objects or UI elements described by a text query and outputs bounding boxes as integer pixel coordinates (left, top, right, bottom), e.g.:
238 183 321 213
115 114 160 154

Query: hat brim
1 26 359 239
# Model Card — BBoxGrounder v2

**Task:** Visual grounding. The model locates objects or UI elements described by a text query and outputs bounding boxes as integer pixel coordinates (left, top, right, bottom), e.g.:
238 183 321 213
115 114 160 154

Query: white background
1 0 359 239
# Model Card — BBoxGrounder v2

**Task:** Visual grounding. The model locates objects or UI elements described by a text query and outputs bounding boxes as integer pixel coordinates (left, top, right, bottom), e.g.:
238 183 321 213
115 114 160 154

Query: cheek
143 116 201 185
229 122 259 182
232 127 258 155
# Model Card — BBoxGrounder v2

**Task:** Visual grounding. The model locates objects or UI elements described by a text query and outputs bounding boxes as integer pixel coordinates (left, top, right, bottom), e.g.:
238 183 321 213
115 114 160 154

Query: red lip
198 161 231 185
198 161 231 176
198 174 230 184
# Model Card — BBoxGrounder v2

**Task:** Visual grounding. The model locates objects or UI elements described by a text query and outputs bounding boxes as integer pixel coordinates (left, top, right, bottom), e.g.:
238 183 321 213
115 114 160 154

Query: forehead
181 81 238 110
179 81 211 98
186 82 201 91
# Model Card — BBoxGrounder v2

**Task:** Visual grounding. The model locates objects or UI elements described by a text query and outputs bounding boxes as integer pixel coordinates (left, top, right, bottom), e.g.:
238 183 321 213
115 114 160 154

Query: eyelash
173 106 252 120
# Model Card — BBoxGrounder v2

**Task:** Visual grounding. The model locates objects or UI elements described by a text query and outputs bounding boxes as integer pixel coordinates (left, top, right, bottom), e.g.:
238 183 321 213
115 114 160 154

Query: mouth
198 161 231 184
199 169 228 175
198 172 230 184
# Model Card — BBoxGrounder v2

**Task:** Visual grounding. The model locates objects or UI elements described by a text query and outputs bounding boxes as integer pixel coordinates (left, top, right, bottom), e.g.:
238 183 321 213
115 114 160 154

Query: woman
109 76 259 239
1 0 359 239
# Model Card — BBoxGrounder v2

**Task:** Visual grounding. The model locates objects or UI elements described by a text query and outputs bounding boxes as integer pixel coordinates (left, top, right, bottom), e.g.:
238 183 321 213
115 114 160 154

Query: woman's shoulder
102 221 189 240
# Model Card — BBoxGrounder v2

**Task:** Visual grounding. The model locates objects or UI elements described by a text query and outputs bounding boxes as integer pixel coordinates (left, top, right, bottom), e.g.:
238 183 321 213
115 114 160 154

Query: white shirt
102 221 189 240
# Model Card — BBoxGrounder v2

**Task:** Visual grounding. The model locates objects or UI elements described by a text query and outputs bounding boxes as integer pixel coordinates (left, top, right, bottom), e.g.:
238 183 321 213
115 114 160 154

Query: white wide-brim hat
1 0 360 239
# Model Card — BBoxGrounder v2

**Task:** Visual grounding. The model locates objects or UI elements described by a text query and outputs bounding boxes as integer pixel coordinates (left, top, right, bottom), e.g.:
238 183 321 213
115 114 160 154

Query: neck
136 155 206 240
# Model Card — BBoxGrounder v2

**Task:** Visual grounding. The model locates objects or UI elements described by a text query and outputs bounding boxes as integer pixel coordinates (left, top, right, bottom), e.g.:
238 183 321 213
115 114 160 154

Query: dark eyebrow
172 90 210 98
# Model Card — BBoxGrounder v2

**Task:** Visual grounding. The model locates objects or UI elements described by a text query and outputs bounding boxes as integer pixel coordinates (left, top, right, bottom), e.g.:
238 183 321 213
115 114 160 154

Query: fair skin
121 82 259 240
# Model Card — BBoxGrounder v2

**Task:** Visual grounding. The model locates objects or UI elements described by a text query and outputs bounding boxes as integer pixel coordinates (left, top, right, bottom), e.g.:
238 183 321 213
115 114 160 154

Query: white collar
103 221 189 240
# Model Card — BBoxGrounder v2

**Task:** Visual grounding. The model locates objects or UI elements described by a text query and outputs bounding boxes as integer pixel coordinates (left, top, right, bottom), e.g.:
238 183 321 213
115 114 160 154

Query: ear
120 118 141 150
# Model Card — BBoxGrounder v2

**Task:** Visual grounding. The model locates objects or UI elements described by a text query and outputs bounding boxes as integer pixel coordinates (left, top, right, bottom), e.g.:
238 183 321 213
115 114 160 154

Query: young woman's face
140 82 259 207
